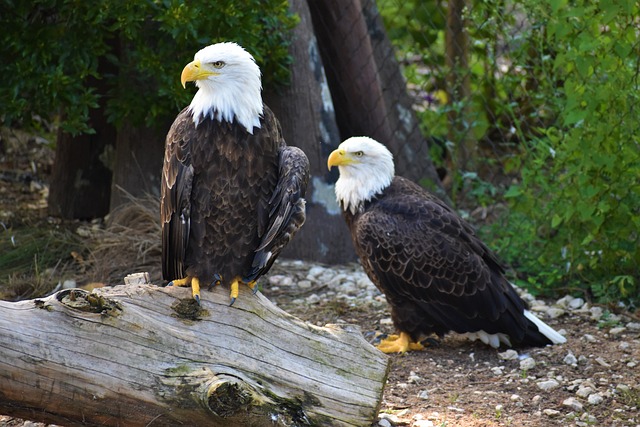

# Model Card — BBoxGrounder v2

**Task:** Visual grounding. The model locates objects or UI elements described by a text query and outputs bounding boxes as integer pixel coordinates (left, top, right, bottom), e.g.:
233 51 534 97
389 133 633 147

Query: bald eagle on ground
161 42 309 304
328 136 566 353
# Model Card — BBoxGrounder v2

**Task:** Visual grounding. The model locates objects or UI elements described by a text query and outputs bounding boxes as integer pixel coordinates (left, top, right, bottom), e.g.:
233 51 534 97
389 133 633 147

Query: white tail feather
524 309 567 344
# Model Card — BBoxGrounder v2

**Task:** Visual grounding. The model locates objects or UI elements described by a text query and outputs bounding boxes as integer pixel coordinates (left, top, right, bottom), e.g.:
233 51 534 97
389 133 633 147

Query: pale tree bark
0 278 389 427
361 0 449 200
265 0 355 263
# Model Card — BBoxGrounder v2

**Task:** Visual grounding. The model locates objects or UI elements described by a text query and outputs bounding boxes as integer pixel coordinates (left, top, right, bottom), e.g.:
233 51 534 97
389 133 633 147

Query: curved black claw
167 281 175 287
420 337 441 347
229 297 236 307
252 286 259 295
208 273 222 290
194 294 201 306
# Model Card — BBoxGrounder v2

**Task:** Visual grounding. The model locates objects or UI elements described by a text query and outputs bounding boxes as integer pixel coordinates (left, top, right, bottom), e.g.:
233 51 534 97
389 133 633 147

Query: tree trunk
109 119 168 210
0 278 389 426
265 0 356 263
47 74 115 219
308 0 393 144
445 0 476 173
361 0 449 200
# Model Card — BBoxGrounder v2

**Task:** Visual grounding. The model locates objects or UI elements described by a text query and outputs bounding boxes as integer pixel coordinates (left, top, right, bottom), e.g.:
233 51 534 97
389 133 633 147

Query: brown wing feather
245 145 310 282
348 176 540 344
161 108 194 280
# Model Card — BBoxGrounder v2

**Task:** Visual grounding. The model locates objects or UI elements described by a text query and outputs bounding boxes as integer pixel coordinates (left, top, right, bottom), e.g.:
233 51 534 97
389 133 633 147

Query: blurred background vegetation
0 0 638 308
378 0 639 306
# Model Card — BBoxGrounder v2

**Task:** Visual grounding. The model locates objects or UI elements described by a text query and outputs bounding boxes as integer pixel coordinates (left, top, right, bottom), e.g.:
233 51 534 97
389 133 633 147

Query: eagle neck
336 172 392 216
188 82 263 134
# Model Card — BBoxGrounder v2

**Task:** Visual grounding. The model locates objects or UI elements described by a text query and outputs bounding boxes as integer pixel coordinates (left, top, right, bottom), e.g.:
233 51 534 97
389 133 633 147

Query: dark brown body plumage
161 106 309 288
343 176 552 347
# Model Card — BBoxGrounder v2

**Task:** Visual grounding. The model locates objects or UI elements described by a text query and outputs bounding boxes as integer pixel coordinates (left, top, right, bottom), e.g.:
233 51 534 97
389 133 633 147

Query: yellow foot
377 332 424 354
168 276 201 305
228 279 258 306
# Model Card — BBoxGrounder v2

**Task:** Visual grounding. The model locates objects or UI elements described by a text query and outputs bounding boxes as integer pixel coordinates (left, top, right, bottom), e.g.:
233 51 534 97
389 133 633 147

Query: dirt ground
1 128 639 427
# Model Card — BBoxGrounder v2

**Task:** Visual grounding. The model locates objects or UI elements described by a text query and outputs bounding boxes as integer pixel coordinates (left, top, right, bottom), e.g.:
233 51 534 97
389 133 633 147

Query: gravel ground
1 258 639 427
263 259 640 427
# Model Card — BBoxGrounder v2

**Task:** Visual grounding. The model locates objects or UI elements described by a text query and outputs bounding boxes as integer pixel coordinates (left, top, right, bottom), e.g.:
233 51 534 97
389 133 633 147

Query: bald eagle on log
161 42 309 305
328 136 566 353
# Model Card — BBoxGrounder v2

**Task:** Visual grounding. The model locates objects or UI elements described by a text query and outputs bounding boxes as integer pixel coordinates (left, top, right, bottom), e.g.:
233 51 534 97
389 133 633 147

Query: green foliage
0 0 297 134
380 0 639 304
503 0 640 304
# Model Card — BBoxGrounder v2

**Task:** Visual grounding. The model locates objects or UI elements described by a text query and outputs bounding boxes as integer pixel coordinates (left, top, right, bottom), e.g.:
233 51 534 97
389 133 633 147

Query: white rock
417 389 429 400
568 297 585 309
408 372 421 383
626 322 640 331
297 280 312 289
307 266 326 278
520 357 536 371
582 334 597 342
491 366 504 375
576 386 595 398
532 395 542 404
589 306 604 321
498 349 519 360
378 418 392 427
537 379 560 391
510 394 520 401
562 397 583 411
563 352 578 366
543 409 561 417
546 307 566 319
379 413 399 425
595 357 611 367
587 393 604 405
305 294 320 304
609 326 626 335
380 317 394 326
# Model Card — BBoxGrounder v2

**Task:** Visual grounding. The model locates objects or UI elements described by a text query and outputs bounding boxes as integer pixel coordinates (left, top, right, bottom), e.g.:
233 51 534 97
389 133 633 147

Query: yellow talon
377 332 424 354
168 276 201 304
229 279 240 306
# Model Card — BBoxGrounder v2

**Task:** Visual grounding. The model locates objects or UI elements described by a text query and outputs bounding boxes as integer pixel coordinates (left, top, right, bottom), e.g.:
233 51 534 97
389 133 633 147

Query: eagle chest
187 131 279 273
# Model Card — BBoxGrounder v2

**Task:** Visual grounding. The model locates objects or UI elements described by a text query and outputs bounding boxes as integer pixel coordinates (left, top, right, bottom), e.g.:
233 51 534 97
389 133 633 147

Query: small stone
510 394 520 401
587 393 604 405
379 413 399 425
609 326 626 335
417 389 429 400
595 357 611 367
583 334 597 343
589 306 604 321
532 395 542 404
580 413 598 424
378 418 392 427
563 352 578 366
520 357 536 371
576 386 595 398
498 349 519 360
543 409 561 417
627 361 637 368
491 366 504 375
616 384 630 393
379 317 394 326
408 371 421 383
546 307 566 319
619 342 630 351
305 293 320 304
413 421 434 427
626 322 640 331
568 297 585 309
537 379 560 391
563 397 583 411
297 280 312 289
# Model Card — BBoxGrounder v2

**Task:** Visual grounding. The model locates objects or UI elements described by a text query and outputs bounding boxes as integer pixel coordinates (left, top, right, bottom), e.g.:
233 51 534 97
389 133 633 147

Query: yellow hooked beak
327 149 354 170
180 59 220 89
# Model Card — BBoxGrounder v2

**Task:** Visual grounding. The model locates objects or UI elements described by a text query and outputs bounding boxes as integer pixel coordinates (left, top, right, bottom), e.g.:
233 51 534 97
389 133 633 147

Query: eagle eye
211 61 226 69
354 151 364 157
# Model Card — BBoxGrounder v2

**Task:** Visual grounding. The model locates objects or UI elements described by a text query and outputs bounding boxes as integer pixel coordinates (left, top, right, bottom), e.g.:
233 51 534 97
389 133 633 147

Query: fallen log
0 275 389 426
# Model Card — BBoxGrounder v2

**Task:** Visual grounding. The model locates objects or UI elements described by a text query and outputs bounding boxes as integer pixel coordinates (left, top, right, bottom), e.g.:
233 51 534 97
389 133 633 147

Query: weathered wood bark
361 0 449 200
0 280 389 426
445 0 476 172
265 0 356 263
